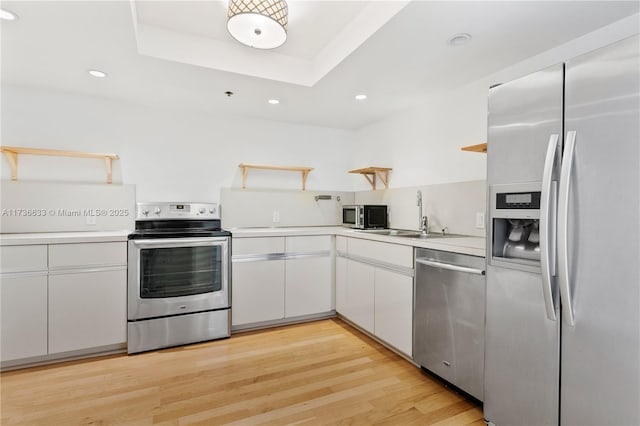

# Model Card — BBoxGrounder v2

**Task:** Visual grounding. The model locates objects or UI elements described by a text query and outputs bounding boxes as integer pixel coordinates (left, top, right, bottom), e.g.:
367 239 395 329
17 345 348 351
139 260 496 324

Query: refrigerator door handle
540 133 559 321
558 130 576 326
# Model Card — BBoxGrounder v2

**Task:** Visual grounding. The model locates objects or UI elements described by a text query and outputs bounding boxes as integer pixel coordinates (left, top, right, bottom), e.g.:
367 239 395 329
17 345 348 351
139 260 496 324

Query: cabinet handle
416 258 485 276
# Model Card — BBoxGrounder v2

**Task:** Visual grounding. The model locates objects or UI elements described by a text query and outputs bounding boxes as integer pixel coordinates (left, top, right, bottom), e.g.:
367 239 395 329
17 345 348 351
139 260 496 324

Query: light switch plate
272 211 280 223
475 212 485 229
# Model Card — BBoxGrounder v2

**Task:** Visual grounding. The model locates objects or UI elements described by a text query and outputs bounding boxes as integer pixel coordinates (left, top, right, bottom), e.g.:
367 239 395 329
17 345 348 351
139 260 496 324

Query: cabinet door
49 269 127 354
285 256 332 318
232 260 285 326
374 269 414 357
345 260 375 333
335 256 348 314
0 274 48 361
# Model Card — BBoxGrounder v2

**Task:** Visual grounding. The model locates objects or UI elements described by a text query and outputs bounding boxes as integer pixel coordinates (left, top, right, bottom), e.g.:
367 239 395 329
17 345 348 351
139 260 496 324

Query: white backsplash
1 181 136 233
355 180 487 237
220 188 355 229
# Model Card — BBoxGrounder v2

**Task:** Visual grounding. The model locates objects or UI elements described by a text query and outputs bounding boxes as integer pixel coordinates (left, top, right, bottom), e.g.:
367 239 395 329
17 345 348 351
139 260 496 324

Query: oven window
140 245 223 298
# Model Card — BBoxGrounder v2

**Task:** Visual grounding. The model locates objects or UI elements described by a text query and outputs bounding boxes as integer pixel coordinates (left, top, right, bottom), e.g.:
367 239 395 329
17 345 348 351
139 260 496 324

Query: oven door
128 237 230 320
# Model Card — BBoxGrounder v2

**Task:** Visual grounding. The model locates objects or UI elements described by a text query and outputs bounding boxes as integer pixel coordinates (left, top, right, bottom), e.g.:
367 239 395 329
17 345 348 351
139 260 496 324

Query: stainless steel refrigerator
485 34 639 426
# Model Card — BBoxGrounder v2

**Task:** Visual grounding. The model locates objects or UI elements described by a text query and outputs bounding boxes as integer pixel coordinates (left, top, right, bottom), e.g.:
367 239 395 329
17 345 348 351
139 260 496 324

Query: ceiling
2 1 638 130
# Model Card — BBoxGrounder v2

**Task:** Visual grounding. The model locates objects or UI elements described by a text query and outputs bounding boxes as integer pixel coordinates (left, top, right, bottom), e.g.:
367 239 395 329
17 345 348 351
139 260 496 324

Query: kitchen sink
355 229 467 239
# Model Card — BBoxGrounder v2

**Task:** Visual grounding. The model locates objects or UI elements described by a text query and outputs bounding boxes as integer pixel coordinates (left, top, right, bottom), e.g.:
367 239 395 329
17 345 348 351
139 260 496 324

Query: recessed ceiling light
448 33 472 46
87 69 108 78
268 99 280 105
355 94 367 101
0 8 18 21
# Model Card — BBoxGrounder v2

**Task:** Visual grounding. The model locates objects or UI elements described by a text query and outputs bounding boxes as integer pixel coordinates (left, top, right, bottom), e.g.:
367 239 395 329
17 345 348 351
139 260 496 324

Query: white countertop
0 230 131 245
230 226 486 257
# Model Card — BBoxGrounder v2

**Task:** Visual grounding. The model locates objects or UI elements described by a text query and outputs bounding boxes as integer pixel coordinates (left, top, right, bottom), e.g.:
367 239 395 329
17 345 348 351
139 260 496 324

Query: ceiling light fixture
227 0 288 50
87 69 108 78
355 94 367 101
448 33 472 46
268 99 280 105
0 8 18 21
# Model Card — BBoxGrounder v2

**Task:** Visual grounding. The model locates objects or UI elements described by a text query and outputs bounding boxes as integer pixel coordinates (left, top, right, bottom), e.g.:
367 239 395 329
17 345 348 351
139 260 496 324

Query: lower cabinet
345 259 375 334
48 269 127 354
0 274 48 361
1 241 127 366
232 259 285 325
336 237 414 358
335 256 348 314
374 268 413 356
231 235 333 329
285 256 332 317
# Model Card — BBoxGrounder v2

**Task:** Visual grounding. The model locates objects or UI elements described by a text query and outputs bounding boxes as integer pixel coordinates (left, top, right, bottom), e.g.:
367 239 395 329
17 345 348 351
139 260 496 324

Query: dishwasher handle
416 258 485 276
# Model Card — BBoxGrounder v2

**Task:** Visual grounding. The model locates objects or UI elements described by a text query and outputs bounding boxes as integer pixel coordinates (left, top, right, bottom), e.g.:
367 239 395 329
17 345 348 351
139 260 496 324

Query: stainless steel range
127 202 231 354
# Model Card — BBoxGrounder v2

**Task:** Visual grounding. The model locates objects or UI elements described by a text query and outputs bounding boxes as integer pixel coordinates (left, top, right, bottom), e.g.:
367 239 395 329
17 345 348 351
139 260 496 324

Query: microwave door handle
558 130 576 326
540 134 559 321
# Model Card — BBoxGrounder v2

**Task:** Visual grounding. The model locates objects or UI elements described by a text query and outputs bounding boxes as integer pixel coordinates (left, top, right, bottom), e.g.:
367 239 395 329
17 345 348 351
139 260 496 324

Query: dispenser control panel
496 191 541 209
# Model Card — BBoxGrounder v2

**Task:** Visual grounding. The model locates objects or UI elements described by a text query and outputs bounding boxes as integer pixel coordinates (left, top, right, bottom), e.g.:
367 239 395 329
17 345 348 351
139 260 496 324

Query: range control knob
209 207 216 214
154 207 161 215
141 209 149 216
199 207 206 214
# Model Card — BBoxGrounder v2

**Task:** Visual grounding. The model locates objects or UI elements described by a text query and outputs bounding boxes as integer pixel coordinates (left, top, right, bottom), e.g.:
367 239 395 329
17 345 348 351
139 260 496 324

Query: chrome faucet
417 190 428 235
421 216 429 235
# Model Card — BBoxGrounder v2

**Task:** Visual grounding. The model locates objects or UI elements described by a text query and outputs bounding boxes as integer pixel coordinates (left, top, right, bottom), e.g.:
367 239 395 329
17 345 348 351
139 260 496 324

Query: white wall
355 180 486 237
351 14 640 190
1 86 355 202
221 188 354 228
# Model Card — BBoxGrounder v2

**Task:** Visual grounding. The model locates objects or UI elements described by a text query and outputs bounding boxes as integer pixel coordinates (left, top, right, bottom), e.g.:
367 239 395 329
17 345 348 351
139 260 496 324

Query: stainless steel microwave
342 205 388 229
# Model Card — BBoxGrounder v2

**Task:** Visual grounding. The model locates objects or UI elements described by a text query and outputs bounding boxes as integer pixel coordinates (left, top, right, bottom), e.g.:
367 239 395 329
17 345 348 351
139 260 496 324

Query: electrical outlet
272 211 280 223
86 215 97 225
475 212 485 229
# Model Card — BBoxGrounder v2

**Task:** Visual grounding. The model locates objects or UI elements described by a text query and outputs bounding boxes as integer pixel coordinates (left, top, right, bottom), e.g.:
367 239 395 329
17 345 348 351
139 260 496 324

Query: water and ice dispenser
490 183 543 270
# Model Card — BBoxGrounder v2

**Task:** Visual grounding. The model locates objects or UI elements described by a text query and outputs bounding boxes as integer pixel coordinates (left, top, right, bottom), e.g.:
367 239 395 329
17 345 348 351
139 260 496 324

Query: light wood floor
1 319 483 425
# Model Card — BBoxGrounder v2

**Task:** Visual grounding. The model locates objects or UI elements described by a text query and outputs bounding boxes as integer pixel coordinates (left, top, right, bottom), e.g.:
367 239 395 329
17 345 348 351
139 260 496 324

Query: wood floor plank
0 319 482 425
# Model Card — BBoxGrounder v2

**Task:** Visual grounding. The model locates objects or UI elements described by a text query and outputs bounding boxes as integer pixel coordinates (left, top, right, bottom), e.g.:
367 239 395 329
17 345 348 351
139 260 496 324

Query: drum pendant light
227 0 288 49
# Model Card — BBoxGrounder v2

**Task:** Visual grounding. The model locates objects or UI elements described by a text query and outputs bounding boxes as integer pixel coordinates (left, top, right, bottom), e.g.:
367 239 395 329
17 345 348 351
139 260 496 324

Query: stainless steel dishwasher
414 248 486 401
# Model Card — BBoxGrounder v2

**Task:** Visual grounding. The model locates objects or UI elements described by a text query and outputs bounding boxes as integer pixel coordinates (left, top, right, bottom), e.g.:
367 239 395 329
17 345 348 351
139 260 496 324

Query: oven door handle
130 237 229 249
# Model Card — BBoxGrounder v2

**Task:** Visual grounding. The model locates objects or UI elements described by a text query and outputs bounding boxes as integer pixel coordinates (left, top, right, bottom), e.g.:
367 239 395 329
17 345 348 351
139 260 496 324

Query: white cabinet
1 240 127 365
345 259 375 333
0 274 48 361
47 242 127 354
48 242 126 269
232 235 333 329
336 237 414 357
1 245 47 273
1 244 49 362
335 256 348 314
48 269 127 354
285 236 332 318
232 237 286 327
232 259 285 325
286 256 331 317
374 268 414 356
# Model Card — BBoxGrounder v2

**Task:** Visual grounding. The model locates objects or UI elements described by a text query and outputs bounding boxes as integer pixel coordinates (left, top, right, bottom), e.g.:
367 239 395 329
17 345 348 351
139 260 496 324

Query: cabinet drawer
232 237 285 256
286 235 331 253
335 236 347 253
348 238 413 268
48 242 126 269
0 245 48 273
